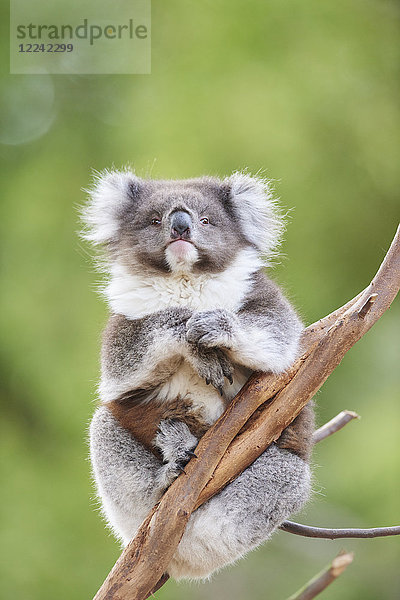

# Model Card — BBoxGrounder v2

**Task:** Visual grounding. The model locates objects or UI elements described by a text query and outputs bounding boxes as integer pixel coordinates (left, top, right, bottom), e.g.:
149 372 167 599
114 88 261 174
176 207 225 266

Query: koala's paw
161 307 193 339
186 310 236 349
154 419 198 475
190 346 234 395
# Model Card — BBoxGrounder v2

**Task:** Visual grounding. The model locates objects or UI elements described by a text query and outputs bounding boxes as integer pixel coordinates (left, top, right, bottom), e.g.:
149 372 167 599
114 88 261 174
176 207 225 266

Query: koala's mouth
167 239 195 247
165 238 198 265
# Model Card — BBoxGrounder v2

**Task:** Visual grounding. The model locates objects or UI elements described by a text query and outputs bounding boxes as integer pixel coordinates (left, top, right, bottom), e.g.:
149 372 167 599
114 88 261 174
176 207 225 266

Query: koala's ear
222 172 284 256
80 170 142 245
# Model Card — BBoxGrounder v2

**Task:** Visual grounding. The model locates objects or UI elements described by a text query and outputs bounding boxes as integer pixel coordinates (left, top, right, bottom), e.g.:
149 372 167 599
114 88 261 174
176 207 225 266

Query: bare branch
286 551 354 600
312 410 360 444
280 521 400 539
93 226 400 600
280 413 399 540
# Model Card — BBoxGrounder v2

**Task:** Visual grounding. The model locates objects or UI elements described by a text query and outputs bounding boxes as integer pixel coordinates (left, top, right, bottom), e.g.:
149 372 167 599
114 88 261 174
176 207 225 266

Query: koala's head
81 170 283 275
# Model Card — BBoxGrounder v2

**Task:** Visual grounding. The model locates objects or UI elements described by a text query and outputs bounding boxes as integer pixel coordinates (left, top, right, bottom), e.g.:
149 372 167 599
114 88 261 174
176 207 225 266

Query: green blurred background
0 1 399 599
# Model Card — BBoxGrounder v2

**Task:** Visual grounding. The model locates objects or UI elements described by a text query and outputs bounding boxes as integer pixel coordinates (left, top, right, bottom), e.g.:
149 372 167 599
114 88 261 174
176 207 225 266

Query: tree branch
93 225 400 600
279 411 400 538
280 521 400 539
279 410 400 539
286 552 354 600
196 225 400 507
312 410 360 444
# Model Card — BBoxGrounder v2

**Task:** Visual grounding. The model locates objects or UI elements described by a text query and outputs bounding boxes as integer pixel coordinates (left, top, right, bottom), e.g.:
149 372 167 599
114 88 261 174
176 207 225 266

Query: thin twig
286 551 354 600
280 521 400 539
312 410 360 444
280 411 399 538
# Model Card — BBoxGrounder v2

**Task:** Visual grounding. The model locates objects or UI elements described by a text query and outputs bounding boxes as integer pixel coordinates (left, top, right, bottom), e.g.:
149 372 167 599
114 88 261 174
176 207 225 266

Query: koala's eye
151 218 161 226
200 217 209 225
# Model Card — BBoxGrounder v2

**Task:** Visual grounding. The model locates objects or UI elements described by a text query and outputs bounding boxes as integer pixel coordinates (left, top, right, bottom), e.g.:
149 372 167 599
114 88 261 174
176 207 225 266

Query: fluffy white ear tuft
80 169 140 245
225 172 284 256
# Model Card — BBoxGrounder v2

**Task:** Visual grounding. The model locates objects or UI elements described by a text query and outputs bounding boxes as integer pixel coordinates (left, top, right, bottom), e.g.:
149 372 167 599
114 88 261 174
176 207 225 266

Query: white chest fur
104 248 262 319
155 361 251 424
156 362 225 423
102 248 261 418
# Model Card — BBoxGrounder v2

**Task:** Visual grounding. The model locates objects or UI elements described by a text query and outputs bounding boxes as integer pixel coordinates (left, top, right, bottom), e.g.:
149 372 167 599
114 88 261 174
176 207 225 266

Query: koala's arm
99 307 193 402
100 306 235 401
186 270 303 374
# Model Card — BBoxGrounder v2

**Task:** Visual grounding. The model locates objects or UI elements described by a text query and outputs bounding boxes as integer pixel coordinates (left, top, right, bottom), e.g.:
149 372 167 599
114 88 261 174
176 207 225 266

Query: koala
82 170 314 581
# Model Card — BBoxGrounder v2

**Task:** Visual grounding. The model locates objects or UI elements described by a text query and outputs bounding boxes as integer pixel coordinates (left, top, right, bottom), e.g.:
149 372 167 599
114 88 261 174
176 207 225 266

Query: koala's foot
154 420 198 486
188 345 234 394
186 310 236 349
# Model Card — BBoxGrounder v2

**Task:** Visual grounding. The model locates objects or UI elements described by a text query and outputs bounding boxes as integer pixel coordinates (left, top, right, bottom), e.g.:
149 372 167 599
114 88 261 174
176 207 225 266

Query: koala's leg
90 406 195 545
168 444 311 580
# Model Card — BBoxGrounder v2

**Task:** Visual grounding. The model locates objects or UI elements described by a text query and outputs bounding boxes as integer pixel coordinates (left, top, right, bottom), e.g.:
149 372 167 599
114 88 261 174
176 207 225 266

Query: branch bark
286 551 354 600
93 225 400 600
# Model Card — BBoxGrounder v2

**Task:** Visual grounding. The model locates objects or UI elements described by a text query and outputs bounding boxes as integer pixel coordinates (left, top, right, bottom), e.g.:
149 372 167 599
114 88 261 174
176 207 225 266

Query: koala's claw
218 352 234 382
174 447 199 474
190 346 234 393
164 448 196 473
186 449 198 458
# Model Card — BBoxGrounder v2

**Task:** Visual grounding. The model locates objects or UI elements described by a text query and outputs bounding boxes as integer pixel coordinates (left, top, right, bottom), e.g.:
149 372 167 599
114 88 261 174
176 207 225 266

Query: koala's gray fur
83 170 314 580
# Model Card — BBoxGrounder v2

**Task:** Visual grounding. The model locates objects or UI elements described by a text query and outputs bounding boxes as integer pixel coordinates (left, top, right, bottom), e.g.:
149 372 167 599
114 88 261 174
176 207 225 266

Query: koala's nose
170 211 192 239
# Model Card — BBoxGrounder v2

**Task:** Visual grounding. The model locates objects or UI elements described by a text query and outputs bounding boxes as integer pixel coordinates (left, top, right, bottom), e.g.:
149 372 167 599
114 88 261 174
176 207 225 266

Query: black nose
170 211 192 238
